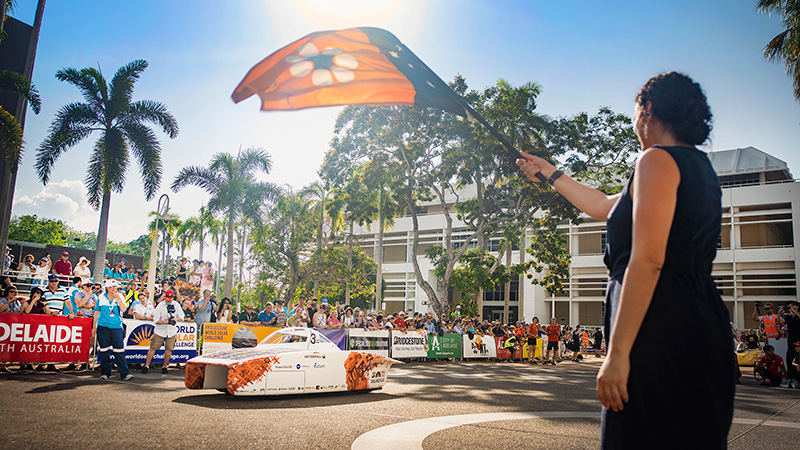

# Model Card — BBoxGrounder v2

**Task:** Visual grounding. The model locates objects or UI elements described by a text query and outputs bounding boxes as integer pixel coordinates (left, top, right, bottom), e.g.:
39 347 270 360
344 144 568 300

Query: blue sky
8 0 799 250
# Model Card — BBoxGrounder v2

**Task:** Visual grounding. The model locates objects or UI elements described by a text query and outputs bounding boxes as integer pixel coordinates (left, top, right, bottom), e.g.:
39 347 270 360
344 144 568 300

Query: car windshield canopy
259 328 334 346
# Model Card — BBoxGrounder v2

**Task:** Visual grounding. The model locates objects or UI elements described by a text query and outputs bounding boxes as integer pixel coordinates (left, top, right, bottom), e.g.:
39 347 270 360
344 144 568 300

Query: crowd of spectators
3 247 799 383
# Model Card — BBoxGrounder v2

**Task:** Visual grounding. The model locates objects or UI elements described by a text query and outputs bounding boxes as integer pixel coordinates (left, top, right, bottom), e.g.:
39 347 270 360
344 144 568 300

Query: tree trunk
92 190 111 284
216 231 223 299
375 188 384 312
477 232 486 320
313 203 323 299
224 213 234 299
199 229 205 261
238 226 245 301
345 221 353 304
503 243 512 324
518 233 525 322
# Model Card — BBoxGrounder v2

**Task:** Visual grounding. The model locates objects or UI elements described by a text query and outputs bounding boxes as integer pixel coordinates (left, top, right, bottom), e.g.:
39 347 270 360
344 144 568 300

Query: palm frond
85 147 105 209
238 147 273 176
0 105 23 169
35 129 95 185
171 166 223 194
98 128 129 195
209 152 236 178
119 121 162 201
55 67 104 111
0 70 41 113
120 100 178 138
107 59 148 118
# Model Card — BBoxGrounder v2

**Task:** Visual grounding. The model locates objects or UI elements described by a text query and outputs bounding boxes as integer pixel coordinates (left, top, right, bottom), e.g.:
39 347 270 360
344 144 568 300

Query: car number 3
310 333 316 344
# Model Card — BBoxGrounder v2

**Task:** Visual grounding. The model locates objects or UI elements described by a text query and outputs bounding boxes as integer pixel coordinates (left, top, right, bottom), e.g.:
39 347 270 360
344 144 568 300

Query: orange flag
232 27 471 118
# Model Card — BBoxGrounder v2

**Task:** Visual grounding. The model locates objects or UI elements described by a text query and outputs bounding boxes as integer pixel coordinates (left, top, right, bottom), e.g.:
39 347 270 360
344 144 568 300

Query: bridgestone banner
347 329 390 356
390 329 428 358
0 313 92 363
462 334 497 358
427 333 462 359
123 319 198 364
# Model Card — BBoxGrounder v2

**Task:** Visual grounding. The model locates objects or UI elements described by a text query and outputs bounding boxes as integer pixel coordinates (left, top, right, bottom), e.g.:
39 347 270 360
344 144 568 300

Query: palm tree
300 181 342 298
172 148 280 297
175 216 199 258
35 59 178 282
194 204 216 261
758 0 800 101
147 208 181 269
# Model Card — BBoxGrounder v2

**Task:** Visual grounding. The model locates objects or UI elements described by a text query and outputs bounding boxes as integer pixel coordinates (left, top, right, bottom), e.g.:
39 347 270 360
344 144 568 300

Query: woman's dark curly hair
636 72 712 146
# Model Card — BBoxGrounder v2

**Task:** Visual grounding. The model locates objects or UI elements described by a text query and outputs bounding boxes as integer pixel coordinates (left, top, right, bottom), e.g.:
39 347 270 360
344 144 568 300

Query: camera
755 302 763 307
166 303 176 325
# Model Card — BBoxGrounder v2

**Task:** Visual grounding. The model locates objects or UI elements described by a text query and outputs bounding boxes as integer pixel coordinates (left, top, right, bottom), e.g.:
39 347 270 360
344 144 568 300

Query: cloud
13 179 101 232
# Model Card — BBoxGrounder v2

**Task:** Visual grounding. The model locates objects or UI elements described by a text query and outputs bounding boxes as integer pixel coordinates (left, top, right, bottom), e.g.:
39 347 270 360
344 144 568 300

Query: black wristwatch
548 170 564 186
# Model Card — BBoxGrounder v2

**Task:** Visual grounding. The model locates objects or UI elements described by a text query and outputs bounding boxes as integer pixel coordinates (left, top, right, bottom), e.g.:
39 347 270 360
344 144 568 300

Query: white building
354 147 799 330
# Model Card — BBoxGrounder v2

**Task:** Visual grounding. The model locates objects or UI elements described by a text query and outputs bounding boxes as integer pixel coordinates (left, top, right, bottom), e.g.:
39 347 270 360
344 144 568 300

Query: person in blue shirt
93 279 132 381
423 315 437 334
258 302 277 326
61 276 83 319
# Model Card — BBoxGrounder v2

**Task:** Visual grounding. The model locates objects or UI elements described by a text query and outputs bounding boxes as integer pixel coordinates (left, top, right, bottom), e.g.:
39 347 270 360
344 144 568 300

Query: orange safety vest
762 314 779 339
581 331 589 344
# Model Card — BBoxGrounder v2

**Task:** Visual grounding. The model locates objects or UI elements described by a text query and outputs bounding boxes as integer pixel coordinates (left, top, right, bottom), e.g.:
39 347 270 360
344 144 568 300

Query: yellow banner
201 323 281 354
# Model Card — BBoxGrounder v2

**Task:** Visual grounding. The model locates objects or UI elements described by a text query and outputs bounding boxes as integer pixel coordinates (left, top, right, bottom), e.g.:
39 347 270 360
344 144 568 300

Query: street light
146 194 169 300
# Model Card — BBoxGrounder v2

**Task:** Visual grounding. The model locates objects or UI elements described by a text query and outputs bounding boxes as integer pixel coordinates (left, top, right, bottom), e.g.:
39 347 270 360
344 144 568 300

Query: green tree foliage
298 246 378 309
8 214 67 244
35 59 178 287
249 189 316 302
9 214 147 257
547 106 637 193
758 0 800 102
322 77 637 320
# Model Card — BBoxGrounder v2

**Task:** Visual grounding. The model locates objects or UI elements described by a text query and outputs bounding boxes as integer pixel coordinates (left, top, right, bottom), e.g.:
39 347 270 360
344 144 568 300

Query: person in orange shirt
527 317 541 364
579 325 591 360
544 318 560 365
753 303 784 343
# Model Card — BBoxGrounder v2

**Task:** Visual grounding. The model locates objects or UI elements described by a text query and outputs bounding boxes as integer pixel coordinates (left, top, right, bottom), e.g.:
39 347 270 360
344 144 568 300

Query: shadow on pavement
173 389 399 410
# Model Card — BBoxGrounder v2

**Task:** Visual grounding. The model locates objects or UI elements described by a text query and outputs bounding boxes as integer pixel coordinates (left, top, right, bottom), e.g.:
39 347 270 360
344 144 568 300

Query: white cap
103 279 120 289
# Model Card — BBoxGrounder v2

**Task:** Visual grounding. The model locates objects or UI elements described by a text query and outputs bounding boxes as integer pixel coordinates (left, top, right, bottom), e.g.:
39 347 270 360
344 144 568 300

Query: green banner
426 333 462 358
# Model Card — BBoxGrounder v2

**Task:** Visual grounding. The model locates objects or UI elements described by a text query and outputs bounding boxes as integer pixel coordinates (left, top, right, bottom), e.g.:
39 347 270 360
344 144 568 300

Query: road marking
351 412 599 450
351 413 800 450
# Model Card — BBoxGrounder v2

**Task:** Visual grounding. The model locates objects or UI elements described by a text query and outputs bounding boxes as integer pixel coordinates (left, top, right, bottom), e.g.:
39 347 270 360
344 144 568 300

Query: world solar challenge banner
123 319 197 363
201 323 280 354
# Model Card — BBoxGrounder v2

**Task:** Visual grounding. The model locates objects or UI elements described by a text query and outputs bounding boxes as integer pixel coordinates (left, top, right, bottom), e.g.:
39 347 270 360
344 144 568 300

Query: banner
389 329 427 358
123 319 197 364
318 328 347 350
0 313 92 363
462 333 497 359
427 333 462 359
202 323 280 354
495 336 522 359
521 338 544 359
348 329 390 357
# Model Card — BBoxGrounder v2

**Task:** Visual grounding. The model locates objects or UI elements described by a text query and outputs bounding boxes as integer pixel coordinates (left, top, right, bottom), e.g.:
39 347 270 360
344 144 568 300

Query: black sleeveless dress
601 146 735 449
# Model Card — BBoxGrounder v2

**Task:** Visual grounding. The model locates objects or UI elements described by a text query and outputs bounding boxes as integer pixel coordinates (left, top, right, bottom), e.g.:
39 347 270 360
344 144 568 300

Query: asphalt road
1 357 798 449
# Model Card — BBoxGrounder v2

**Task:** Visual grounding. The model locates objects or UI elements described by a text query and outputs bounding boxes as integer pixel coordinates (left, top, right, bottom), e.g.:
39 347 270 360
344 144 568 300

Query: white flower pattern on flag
285 43 358 86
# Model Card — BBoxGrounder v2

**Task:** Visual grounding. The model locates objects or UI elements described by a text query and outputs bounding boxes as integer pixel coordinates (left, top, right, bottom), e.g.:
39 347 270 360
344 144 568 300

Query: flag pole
460 102 550 184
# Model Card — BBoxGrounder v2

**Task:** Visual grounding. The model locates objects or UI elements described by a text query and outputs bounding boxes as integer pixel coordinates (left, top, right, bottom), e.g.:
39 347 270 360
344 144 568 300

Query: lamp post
146 194 169 300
